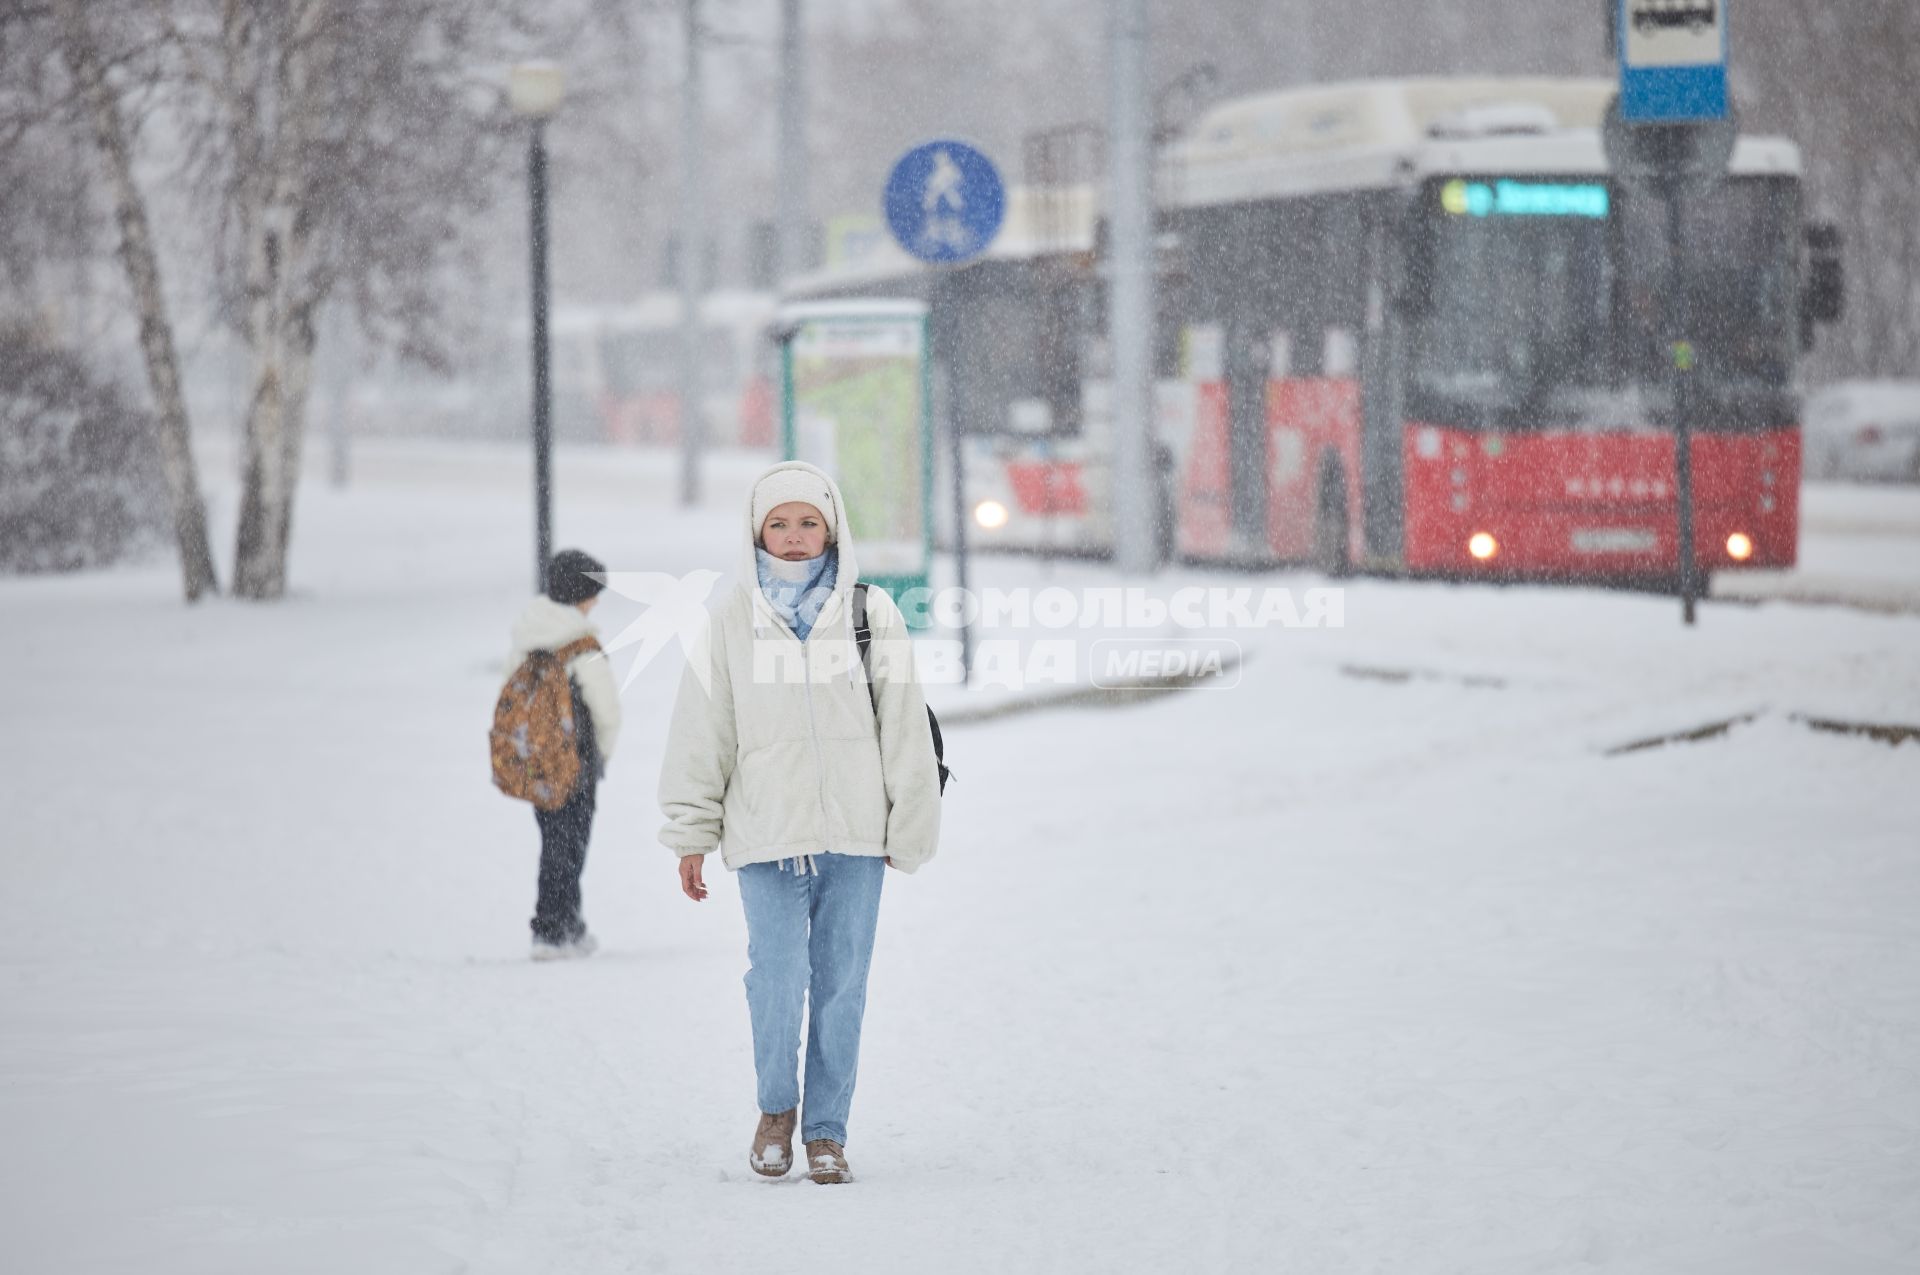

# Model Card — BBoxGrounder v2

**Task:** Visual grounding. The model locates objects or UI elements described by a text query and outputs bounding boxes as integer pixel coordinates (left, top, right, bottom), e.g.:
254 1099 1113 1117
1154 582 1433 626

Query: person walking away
658 461 941 1184
503 548 622 960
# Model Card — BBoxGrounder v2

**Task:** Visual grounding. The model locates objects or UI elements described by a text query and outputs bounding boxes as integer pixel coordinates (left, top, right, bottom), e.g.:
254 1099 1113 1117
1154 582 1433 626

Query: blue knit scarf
755 546 837 641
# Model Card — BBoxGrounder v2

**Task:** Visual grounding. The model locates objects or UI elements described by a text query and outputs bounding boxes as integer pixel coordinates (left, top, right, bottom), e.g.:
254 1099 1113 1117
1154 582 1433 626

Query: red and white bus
788 76 1843 581
1167 76 1839 579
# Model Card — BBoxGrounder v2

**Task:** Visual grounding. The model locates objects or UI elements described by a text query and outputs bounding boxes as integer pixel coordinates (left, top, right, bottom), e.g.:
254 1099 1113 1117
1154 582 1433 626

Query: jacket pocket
818 735 889 847
730 739 822 850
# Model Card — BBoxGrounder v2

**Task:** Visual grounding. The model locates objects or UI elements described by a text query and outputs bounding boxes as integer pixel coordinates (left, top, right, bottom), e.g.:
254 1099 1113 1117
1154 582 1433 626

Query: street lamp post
775 0 808 283
510 61 564 592
1106 0 1157 575
678 0 706 507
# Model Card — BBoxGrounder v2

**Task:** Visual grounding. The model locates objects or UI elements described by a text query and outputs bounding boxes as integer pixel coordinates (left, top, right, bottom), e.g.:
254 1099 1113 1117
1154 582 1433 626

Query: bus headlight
973 499 1009 530
1468 532 1499 561
1725 532 1754 561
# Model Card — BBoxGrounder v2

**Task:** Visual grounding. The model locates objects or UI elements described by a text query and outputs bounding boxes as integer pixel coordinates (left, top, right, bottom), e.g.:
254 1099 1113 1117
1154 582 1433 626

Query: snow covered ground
1716 482 1920 613
2 438 1917 1274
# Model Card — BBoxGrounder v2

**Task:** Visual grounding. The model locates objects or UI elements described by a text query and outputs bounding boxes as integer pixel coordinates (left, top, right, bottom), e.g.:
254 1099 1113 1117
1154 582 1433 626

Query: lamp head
508 61 564 119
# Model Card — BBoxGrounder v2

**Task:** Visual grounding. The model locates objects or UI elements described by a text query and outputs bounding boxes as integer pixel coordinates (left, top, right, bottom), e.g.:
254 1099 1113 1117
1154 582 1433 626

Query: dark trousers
531 780 596 943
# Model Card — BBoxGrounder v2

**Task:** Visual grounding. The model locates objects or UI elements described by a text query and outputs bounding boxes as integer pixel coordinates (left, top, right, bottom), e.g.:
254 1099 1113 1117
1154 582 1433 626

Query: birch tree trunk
229 0 329 601
56 0 220 602
231 304 320 599
230 207 317 599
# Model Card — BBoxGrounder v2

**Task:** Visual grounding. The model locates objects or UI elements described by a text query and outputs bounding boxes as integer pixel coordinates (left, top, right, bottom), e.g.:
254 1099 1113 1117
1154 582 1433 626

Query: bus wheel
1313 460 1352 578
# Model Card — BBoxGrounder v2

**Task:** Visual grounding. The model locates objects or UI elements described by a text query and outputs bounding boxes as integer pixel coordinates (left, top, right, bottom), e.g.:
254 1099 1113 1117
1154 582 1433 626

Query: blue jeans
737 853 886 1146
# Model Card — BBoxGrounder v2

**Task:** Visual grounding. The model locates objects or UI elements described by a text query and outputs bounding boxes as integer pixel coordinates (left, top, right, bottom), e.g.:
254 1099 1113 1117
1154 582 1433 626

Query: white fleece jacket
506 596 622 767
657 461 942 873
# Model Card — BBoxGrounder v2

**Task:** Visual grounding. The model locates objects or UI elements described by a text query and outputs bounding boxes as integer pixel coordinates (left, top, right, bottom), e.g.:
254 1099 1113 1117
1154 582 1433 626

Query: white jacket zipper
761 586 837 850
795 607 831 844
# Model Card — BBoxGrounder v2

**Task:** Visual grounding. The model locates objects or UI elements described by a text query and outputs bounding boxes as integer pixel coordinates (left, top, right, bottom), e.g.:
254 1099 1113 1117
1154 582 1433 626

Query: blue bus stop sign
1617 0 1729 123
883 140 1006 265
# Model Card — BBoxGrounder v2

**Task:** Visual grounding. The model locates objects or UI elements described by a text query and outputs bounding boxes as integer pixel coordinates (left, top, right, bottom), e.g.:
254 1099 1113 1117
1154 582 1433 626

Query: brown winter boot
805 1138 851 1185
749 1109 796 1178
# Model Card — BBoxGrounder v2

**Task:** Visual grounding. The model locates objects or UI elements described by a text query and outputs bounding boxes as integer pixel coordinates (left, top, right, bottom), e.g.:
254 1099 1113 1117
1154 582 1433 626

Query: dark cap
545 548 607 604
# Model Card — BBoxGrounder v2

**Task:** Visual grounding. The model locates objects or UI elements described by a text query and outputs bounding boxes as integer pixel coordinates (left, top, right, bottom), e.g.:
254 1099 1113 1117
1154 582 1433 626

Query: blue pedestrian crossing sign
883 140 1006 265
1617 0 1729 123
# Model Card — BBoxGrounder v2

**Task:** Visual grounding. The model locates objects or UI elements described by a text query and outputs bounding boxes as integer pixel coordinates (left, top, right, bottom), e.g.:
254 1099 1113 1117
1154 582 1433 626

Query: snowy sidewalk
2 441 1917 1274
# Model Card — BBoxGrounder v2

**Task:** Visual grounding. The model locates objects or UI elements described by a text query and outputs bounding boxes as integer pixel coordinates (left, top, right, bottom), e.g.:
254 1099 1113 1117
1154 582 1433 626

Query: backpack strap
551 635 601 663
852 582 950 791
852 583 877 713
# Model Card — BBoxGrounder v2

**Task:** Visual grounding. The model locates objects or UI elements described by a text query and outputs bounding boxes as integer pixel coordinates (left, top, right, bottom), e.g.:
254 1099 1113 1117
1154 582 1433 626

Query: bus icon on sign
1632 1 1717 35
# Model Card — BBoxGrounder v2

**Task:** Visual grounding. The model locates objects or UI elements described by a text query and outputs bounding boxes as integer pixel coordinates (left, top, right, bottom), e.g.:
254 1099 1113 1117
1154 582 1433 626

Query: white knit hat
751 466 837 542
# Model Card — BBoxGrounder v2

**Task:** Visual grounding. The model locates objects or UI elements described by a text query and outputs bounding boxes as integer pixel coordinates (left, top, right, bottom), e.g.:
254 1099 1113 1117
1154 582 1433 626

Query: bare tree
1736 0 1920 380
0 325 167 575
12 0 529 602
48 0 221 600
152 0 519 598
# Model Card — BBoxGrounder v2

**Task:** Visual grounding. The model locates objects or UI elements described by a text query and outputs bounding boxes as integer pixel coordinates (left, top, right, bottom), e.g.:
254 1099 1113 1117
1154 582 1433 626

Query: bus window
1617 179 1797 426
1408 174 1798 432
1409 177 1618 428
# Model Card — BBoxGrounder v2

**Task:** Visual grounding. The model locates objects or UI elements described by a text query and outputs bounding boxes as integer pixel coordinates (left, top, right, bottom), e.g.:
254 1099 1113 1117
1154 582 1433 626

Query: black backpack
852 582 952 794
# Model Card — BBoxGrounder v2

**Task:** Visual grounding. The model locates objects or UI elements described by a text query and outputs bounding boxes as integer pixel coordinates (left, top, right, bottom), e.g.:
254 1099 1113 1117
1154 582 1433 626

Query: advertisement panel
780 301 933 605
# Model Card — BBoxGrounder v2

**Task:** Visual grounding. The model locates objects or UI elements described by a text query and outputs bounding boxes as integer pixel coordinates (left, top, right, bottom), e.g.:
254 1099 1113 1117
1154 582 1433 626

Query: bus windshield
1408 175 1799 431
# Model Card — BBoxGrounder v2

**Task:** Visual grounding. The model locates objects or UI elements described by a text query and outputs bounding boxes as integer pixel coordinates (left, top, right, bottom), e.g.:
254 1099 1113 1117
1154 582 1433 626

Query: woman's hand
679 854 709 902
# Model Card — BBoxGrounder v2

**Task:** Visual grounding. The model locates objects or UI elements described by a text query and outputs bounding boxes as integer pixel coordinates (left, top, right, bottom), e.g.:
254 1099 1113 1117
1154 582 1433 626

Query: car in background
1805 380 1920 483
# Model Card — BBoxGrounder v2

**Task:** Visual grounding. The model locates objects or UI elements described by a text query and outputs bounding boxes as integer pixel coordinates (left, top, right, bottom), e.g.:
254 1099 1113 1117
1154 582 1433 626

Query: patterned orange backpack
490 635 600 810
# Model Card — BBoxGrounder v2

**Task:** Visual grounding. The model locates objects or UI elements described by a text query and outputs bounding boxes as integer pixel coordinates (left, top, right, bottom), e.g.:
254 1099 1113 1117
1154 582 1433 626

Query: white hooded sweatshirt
657 461 942 873
506 596 623 769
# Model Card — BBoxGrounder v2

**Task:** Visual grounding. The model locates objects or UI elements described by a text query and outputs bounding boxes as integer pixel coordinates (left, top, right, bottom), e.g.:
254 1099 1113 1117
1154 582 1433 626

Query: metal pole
936 281 973 683
1665 183 1697 626
678 0 706 506
529 119 554 591
1106 0 1157 574
775 0 808 282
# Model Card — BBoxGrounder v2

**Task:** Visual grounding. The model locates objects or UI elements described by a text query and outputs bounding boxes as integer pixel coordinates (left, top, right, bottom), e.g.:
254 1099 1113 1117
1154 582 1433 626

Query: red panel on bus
738 377 774 449
1007 460 1088 515
601 392 680 445
1265 377 1362 560
1177 382 1233 558
1175 377 1364 562
1402 423 1800 575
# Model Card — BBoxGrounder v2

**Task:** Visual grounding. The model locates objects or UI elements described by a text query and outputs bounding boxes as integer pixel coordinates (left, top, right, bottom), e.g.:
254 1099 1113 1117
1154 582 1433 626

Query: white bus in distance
781 183 1188 560
540 289 778 448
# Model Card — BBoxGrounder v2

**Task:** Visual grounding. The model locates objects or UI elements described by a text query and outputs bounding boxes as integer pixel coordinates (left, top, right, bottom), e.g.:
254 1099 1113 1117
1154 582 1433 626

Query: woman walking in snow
658 461 941 1184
